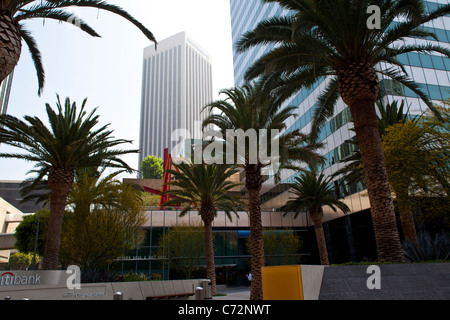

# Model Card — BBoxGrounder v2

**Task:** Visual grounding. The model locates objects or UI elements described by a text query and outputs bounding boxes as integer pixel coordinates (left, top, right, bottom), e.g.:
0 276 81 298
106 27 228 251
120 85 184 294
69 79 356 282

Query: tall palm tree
334 99 419 243
236 0 450 262
285 169 350 265
0 0 157 95
202 84 323 300
161 161 243 296
0 95 138 269
333 99 414 185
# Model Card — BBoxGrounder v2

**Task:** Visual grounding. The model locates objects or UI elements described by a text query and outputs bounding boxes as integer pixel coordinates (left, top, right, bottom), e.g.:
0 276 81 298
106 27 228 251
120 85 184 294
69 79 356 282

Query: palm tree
334 99 419 243
333 99 414 185
0 95 138 269
202 84 323 300
285 168 350 265
161 161 243 296
236 0 450 262
0 0 156 95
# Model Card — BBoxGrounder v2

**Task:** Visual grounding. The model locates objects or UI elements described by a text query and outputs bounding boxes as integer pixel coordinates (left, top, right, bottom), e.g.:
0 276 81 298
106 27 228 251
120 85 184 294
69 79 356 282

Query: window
431 55 445 70
419 54 434 69
427 84 442 100
396 53 409 65
440 86 450 101
407 53 422 67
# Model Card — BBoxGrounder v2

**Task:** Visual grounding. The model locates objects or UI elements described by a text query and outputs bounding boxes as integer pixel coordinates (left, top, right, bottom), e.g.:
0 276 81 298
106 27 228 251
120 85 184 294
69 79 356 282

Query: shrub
122 272 149 282
8 252 39 270
402 230 450 262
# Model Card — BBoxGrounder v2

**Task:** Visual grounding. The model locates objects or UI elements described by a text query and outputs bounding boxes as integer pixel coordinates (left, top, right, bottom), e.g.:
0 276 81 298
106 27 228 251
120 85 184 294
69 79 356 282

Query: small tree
263 228 303 266
285 169 350 265
383 107 450 243
14 209 50 256
61 171 147 269
246 228 303 266
156 223 206 280
140 192 161 208
162 161 243 295
140 155 164 179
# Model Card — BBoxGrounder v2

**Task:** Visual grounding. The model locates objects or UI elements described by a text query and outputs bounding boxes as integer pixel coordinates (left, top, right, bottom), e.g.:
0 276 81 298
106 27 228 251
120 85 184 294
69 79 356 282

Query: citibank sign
0 272 41 286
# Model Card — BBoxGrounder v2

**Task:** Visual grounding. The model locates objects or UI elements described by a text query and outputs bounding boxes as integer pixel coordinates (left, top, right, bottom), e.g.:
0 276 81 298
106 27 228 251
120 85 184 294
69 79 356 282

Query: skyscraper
138 32 213 167
0 71 13 116
230 0 450 215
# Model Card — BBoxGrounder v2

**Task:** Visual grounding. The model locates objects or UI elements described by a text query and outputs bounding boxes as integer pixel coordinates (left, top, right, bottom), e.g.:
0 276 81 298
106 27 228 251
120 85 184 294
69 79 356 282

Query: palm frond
19 27 45 95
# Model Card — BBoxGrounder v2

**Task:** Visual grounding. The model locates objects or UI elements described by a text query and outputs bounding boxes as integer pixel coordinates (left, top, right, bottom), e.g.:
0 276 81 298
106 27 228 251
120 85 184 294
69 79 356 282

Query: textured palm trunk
310 208 329 265
396 192 417 245
245 163 264 300
0 10 21 84
338 62 405 263
42 168 74 270
203 218 217 296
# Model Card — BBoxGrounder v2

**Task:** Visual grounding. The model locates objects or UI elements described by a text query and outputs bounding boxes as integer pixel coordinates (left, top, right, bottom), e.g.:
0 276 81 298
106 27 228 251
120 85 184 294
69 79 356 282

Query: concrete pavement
214 287 250 300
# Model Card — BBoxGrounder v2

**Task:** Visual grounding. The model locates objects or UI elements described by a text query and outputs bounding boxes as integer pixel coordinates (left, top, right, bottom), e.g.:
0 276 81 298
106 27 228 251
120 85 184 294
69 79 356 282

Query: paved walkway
214 287 250 300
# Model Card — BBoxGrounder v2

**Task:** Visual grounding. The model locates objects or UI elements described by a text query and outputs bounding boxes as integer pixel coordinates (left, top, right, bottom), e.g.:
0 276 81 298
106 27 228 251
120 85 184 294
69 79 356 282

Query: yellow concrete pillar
262 265 304 300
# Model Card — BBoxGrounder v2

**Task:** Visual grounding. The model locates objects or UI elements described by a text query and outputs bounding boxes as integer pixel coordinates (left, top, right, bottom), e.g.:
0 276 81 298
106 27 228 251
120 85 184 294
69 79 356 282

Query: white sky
0 0 235 181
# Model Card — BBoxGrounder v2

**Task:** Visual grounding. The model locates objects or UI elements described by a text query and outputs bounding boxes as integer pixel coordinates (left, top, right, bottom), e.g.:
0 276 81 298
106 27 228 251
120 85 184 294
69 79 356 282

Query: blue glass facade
230 0 450 212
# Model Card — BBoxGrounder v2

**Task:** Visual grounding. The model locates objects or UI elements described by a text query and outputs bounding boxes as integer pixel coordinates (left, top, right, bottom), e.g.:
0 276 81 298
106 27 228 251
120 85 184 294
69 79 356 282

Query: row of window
381 79 450 101
397 52 450 71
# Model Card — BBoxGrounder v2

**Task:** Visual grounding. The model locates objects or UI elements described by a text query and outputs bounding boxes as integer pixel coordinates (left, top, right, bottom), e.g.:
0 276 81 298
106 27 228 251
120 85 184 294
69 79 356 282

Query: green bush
122 272 149 282
8 252 39 270
402 230 450 262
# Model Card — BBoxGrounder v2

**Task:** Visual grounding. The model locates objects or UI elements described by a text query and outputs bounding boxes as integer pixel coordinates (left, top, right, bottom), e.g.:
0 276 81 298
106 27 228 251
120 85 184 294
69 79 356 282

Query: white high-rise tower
138 32 213 166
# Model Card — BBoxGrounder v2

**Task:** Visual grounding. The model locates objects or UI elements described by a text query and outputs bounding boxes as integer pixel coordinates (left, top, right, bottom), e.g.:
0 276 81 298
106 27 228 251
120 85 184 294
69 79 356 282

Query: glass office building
114 209 315 284
230 0 450 216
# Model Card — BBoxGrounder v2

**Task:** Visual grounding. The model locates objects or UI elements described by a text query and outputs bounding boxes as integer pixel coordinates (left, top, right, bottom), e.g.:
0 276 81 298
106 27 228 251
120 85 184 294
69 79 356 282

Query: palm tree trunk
350 100 405 263
42 168 74 270
0 10 21 83
204 218 217 296
245 163 264 300
42 187 69 270
396 193 417 245
310 208 329 265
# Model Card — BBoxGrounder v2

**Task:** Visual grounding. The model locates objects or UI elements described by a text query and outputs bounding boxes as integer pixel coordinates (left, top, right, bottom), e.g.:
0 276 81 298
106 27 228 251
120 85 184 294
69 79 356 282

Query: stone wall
318 263 450 300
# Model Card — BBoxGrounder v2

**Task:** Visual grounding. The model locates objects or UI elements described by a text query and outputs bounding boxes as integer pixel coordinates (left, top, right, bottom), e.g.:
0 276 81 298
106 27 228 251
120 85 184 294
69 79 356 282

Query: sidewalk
214 287 250 300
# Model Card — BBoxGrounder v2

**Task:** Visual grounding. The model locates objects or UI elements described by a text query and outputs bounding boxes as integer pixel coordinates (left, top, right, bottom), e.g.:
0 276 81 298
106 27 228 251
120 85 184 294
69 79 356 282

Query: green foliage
61 170 147 269
0 96 139 194
402 230 450 262
140 192 161 208
162 161 243 221
140 155 164 179
122 272 150 282
202 84 325 181
8 252 39 270
382 104 449 227
285 169 350 218
156 224 207 279
246 228 303 266
14 209 50 256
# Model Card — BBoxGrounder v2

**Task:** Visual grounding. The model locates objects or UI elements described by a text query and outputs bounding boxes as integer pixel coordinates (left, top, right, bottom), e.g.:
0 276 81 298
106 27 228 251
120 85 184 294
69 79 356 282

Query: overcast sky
0 0 235 181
